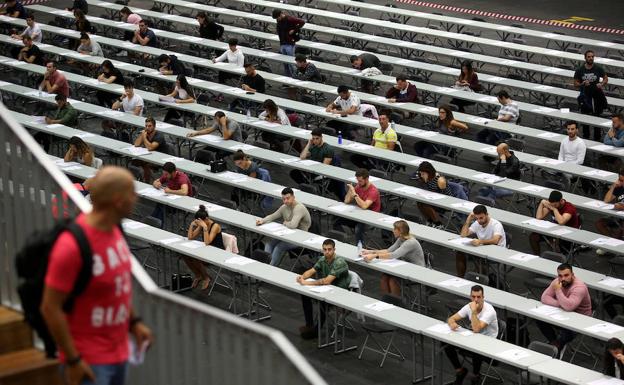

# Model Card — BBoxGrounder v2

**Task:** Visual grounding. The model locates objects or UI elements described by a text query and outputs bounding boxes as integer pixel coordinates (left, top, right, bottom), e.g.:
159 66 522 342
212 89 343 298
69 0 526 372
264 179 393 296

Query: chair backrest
360 104 379 120
252 140 270 150
221 232 238 254
528 341 559 358
505 231 512 249
540 251 566 263
92 157 103 169
447 181 468 200
496 319 506 340
464 271 489 286
256 167 271 182
326 229 348 243
474 195 496 208
144 215 162 228
369 169 388 180
348 271 364 292
251 249 271 264
217 198 237 210
394 140 404 153
544 179 568 192
612 315 624 327
299 183 319 195
381 294 403 308
431 153 453 164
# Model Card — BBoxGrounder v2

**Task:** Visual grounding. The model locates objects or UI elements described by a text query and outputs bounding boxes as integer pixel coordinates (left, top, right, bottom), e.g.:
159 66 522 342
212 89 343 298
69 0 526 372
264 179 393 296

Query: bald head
496 142 510 157
89 166 136 217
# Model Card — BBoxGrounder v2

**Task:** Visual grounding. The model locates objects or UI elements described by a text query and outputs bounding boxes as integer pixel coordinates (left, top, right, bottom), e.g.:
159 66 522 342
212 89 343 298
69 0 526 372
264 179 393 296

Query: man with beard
537 263 592 352
574 50 608 141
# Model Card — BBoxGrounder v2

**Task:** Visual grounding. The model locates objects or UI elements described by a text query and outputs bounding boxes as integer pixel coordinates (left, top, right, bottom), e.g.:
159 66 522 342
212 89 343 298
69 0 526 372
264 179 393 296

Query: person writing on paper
41 167 153 385
133 117 169 181
361 220 424 296
185 205 224 290
537 263 591 352
196 12 224 40
529 190 580 255
153 162 192 197
187 111 242 142
213 38 245 85
414 161 456 228
595 168 624 243
45 94 78 127
326 85 362 117
232 150 260 178
414 105 468 159
450 60 482 112
229 63 265 112
476 90 518 146
446 285 498 385
259 99 291 151
163 75 196 123
385 74 418 104
341 168 381 245
477 142 520 201
39 60 70 97
112 78 144 116
296 238 350 339
158 54 186 76
256 188 311 266
457 205 506 277
604 338 624 379
64 136 94 167
96 60 125 107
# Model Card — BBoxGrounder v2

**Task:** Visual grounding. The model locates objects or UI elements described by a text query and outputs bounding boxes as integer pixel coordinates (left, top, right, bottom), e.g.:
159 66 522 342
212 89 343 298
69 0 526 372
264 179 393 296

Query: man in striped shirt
476 90 519 147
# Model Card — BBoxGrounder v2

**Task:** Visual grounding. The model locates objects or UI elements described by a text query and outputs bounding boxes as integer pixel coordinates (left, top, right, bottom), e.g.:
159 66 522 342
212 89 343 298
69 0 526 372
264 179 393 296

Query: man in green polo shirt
45 94 78 127
296 238 350 339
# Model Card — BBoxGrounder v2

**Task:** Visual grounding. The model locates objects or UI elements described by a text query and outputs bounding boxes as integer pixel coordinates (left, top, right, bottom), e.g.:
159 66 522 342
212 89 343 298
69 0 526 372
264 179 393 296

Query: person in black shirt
2 0 26 18
596 167 624 241
96 60 125 107
73 9 91 33
477 142 520 201
17 35 44 65
350 53 381 93
66 0 88 14
158 54 186 76
574 50 609 141
196 12 224 40
229 63 265 113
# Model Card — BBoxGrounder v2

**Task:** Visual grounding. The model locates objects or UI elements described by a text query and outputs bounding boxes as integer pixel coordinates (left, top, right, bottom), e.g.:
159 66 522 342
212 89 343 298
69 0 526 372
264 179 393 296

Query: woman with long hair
416 161 456 226
96 60 125 107
185 205 224 290
259 99 291 151
451 60 482 112
164 75 196 123
414 105 468 158
64 136 94 167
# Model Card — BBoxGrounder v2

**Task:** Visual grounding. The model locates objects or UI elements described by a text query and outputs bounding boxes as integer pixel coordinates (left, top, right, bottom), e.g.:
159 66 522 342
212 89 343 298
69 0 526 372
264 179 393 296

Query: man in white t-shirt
11 13 41 42
456 205 506 276
558 121 586 165
112 78 144 116
446 285 499 385
326 85 362 117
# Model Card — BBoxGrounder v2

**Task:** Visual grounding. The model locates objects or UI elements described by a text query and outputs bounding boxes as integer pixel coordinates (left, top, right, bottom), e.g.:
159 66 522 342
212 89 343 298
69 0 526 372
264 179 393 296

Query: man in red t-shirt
39 60 70 97
41 167 152 385
530 190 580 255
344 168 381 245
153 161 193 196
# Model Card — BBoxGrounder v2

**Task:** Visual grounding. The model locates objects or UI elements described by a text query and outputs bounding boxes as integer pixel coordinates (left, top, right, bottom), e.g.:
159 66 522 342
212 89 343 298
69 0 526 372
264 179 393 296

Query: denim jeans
265 238 299 266
61 362 128 385
478 186 513 200
279 44 295 76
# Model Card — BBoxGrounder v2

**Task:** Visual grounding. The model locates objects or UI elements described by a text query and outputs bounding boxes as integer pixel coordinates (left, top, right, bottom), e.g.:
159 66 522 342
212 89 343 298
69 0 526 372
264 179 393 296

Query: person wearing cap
529 190 580 255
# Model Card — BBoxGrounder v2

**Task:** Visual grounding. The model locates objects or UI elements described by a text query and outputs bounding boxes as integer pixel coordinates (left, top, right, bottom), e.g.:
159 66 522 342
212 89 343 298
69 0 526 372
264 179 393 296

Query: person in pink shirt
537 263 592 352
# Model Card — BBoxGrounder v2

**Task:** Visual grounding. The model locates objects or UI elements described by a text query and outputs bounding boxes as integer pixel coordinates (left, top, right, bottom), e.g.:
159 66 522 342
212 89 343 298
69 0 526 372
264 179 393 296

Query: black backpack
15 219 93 358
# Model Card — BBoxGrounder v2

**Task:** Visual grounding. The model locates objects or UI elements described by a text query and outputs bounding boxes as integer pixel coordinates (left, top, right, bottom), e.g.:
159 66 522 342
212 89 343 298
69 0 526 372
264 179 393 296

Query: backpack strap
62 221 93 312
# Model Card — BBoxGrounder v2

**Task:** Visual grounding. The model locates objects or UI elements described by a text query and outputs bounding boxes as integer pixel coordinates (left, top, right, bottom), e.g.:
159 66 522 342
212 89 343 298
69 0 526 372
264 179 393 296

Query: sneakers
454 367 468 385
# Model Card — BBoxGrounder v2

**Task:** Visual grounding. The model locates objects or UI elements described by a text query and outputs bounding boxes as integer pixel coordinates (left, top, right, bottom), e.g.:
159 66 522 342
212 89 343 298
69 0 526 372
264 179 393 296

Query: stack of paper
448 238 474 246
179 240 204 249
161 156 185 163
194 134 223 143
328 204 357 213
122 220 148 230
157 238 183 245
532 158 564 166
228 144 256 151
583 169 616 178
309 285 334 293
158 96 176 103
364 301 395 312
438 277 472 288
522 219 558 229
138 187 166 197
585 322 624 335
508 253 539 262
599 277 624 288
473 173 506 184
583 200 615 210
377 259 408 267
530 305 561 316
519 185 547 192
451 202 478 210
590 237 624 247
224 257 255 266
427 323 452 334
124 146 150 156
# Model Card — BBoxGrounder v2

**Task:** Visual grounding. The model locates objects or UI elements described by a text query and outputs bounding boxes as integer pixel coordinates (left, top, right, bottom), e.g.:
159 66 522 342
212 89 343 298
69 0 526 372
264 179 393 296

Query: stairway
0 307 62 385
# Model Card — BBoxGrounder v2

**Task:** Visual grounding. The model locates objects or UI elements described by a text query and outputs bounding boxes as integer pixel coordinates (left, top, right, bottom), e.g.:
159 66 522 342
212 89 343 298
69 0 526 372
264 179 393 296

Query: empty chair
358 294 405 367
612 315 624 326
299 183 319 195
217 198 237 210
478 319 507 383
541 251 566 263
522 341 558 384
464 271 489 286
326 229 348 244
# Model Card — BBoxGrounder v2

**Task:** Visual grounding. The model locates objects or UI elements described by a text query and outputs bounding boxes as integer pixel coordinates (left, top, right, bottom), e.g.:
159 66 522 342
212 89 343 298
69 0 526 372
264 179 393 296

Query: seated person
605 113 624 147
350 53 380 93
232 150 259 177
457 205 506 277
187 111 242 142
351 111 397 170
529 190 580 255
152 161 193 224
96 60 125 107
414 161 456 227
446 285 498 385
112 78 144 116
76 32 102 56
477 142 520 201
296 238 349 339
604 338 624 379
476 90 518 146
39 61 69 97
288 54 322 99
213 38 245 84
229 63 265 113
132 117 169 181
66 0 88 14
64 136 94 167
185 205 224 290
158 54 186 76
119 6 141 42
595 168 624 243
37 94 78 151
290 128 345 200
414 105 467 158
197 12 224 40
2 0 27 18
259 99 291 151
385 74 418 104
231 150 272 211
10 13 41 60
340 168 381 245
163 75 196 123
16 35 43 65
325 85 362 140
256 188 311 266
361 220 424 296
450 60 482 112
537 263 591 351
133 20 158 47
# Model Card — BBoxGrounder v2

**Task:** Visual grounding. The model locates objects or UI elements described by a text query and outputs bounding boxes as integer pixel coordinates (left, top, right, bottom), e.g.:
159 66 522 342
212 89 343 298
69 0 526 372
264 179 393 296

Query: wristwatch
67 354 82 366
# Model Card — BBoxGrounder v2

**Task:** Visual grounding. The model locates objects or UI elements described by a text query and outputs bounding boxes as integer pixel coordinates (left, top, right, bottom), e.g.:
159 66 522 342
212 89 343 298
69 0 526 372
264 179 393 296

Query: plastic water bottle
357 241 363 256
337 131 343 145
391 120 396 130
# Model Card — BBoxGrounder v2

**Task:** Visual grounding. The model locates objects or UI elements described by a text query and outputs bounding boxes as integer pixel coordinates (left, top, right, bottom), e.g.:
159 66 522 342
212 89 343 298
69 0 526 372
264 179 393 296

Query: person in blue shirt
604 114 624 147
2 0 26 18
